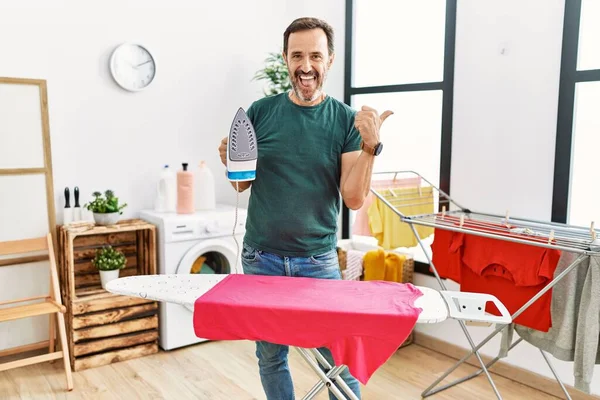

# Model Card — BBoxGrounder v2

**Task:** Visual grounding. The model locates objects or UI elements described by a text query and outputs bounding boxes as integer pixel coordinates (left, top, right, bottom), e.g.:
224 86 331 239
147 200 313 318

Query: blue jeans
241 242 362 400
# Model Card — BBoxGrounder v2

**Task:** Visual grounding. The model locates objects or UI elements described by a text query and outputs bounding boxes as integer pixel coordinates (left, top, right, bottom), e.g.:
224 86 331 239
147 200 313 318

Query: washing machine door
176 238 240 311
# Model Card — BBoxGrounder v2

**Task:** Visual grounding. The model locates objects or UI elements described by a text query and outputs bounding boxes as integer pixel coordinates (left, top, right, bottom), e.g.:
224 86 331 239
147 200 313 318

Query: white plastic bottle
155 165 177 212
195 161 216 210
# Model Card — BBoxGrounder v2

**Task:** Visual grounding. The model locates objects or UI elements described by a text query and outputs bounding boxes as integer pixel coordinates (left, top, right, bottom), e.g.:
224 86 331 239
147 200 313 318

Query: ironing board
106 274 511 400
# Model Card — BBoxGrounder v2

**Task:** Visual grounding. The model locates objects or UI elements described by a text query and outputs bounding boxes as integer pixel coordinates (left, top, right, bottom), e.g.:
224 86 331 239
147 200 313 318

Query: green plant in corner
252 51 292 97
84 190 127 214
92 245 127 271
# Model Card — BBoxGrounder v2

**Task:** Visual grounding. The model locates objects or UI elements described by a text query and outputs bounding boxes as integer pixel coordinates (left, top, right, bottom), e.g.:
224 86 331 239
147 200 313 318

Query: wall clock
109 42 156 92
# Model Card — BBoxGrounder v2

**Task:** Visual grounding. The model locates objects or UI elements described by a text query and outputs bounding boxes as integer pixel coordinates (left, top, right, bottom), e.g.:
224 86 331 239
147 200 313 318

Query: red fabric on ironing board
457 233 561 332
193 274 423 384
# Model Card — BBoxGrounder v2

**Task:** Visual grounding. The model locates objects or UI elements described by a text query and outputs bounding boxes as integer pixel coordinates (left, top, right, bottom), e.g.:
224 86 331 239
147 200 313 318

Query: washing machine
139 204 247 350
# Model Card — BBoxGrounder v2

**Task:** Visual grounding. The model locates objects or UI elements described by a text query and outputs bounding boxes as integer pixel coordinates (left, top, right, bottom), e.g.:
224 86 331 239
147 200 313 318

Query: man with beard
218 17 392 400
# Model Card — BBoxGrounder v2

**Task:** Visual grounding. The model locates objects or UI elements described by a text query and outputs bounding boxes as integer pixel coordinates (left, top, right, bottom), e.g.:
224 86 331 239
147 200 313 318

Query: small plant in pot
252 51 291 97
85 190 127 226
92 245 127 289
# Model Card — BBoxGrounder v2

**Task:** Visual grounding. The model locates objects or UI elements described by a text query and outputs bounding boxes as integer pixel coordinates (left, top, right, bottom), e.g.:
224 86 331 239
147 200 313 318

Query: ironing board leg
309 348 359 400
296 348 359 400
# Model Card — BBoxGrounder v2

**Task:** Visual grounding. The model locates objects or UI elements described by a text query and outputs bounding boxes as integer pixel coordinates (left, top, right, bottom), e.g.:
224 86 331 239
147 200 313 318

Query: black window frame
552 0 600 223
341 0 457 275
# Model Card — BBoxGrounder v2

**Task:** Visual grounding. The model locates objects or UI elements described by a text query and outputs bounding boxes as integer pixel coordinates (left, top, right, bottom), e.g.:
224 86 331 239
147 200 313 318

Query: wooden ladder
0 233 73 391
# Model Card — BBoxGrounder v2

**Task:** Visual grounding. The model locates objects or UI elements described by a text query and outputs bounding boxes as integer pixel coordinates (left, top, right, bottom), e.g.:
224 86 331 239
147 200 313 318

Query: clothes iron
227 107 258 182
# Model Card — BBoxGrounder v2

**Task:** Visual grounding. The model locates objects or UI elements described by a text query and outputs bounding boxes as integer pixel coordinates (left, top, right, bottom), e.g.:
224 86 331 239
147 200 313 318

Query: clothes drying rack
369 170 600 400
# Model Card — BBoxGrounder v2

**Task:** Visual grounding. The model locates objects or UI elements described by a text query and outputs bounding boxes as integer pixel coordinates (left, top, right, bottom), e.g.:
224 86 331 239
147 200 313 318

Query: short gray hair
283 17 334 56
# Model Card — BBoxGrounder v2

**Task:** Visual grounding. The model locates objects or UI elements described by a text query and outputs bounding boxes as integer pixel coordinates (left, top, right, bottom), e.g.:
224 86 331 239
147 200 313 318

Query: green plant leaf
85 190 127 214
92 245 127 271
253 51 292 97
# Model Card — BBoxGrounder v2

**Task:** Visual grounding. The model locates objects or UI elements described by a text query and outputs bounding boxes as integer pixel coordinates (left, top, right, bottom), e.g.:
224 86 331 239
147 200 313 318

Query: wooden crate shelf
56 219 159 371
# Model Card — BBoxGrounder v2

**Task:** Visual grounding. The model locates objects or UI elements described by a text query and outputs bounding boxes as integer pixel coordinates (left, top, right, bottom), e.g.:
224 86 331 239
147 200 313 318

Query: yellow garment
362 249 406 283
367 186 434 249
384 252 405 283
190 256 207 274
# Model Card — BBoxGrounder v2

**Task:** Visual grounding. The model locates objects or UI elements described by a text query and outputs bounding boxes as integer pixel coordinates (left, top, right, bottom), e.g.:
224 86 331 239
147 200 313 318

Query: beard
289 67 327 102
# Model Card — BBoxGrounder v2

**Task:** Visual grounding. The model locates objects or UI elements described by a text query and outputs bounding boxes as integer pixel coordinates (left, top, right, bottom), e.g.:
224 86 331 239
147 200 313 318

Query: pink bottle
177 163 194 214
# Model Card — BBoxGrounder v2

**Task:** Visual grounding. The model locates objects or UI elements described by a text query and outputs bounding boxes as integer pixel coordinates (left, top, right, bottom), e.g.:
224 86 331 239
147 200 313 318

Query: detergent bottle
195 161 216 210
177 163 195 214
155 165 177 212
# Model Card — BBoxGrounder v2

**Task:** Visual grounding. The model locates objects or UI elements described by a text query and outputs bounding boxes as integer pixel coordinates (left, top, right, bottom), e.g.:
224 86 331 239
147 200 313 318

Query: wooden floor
0 340 557 400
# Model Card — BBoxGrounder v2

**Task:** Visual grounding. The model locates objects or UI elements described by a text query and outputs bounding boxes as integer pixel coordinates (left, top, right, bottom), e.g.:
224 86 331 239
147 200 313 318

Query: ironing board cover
192 274 423 384
105 274 444 324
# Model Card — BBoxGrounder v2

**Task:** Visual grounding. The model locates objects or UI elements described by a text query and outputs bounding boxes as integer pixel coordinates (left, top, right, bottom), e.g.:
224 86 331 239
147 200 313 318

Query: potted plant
92 245 127 289
84 189 127 226
252 51 292 97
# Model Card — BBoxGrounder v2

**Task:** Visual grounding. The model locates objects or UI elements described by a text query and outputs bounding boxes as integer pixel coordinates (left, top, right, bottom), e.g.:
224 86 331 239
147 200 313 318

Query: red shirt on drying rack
431 216 561 332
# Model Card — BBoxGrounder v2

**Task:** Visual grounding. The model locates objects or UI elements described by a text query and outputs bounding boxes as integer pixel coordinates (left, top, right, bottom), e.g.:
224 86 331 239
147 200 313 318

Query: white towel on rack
343 249 364 281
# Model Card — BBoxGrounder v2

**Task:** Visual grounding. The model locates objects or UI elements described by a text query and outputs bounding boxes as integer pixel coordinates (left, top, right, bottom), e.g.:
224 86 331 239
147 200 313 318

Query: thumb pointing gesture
380 110 394 124
355 106 394 148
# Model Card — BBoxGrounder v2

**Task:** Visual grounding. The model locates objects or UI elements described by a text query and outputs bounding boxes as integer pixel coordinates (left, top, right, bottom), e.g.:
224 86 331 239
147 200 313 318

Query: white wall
414 0 600 396
0 0 346 350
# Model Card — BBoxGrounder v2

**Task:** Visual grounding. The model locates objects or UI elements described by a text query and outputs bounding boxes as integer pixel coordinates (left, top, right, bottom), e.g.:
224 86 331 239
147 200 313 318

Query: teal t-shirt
243 92 362 257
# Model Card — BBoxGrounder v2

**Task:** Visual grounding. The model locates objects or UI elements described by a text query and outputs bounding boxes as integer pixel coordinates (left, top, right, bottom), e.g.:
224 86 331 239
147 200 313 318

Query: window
350 91 443 184
552 0 600 226
342 0 456 272
577 0 600 71
352 1 447 87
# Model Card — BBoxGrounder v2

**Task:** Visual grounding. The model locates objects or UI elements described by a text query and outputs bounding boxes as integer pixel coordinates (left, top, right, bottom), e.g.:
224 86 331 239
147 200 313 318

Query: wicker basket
396 254 414 284
336 246 415 284
336 244 416 348
337 247 347 271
